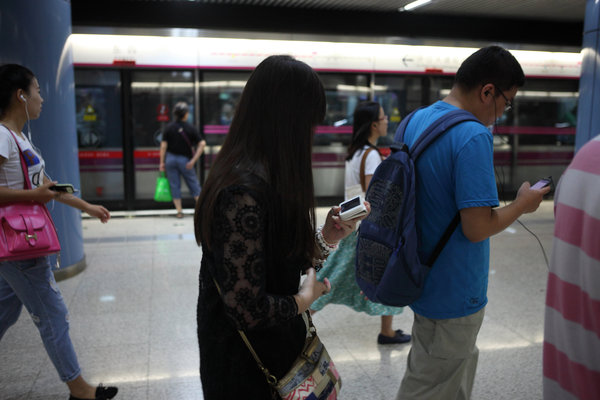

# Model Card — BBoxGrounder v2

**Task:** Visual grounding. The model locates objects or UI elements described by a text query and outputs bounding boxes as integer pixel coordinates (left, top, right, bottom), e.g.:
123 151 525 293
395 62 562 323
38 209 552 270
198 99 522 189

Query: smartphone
49 183 78 194
339 195 367 221
531 176 553 190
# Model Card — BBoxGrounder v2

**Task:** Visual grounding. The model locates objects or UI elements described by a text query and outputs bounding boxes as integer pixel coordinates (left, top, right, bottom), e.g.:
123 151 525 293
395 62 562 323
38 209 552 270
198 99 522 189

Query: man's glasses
496 88 512 112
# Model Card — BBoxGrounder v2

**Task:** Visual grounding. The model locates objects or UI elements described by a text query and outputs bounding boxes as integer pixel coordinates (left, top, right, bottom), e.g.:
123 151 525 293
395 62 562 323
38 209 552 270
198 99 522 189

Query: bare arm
44 175 110 223
188 139 206 166
159 141 168 172
460 182 551 242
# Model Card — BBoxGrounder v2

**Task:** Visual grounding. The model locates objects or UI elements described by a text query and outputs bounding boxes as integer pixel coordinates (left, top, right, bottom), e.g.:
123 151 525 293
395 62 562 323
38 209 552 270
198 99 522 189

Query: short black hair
455 46 525 92
173 102 189 120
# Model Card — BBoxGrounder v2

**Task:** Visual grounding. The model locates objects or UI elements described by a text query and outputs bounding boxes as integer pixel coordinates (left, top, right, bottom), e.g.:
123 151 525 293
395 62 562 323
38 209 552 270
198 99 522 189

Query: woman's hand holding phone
322 200 371 244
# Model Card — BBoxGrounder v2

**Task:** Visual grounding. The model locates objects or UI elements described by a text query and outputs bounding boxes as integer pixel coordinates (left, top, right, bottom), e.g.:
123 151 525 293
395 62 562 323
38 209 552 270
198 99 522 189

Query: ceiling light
399 0 433 12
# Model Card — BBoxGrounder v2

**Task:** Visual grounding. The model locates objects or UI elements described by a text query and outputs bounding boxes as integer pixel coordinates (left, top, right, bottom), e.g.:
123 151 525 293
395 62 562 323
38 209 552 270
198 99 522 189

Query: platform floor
0 200 555 400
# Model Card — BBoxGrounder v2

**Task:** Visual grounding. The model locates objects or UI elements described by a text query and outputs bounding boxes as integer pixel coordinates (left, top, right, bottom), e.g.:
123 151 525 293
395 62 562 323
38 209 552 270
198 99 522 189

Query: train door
129 70 196 208
373 75 432 144
314 73 370 199
75 70 125 206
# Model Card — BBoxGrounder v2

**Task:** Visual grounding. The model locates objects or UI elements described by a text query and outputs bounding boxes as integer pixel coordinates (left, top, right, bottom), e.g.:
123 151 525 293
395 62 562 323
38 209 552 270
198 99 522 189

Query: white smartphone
339 195 367 221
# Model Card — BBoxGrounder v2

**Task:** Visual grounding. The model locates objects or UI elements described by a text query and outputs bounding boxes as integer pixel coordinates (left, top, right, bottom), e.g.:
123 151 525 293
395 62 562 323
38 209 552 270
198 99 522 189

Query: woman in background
159 101 205 218
310 101 411 345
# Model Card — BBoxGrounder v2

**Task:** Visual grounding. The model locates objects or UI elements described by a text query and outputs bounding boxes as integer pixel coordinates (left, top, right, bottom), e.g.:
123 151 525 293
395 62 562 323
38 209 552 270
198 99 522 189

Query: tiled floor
0 201 555 400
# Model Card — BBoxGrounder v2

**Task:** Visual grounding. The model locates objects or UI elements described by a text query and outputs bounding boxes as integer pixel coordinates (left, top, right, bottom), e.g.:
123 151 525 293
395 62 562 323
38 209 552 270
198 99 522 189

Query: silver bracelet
316 225 338 255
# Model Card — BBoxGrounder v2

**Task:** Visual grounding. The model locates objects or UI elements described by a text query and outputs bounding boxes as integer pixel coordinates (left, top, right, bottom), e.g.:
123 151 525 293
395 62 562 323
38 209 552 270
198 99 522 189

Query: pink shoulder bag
0 129 61 262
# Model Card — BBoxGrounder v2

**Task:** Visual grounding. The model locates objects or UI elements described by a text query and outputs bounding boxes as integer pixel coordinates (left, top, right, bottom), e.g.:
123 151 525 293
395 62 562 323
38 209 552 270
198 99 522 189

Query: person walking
194 55 368 399
0 63 118 400
394 46 550 400
310 101 410 345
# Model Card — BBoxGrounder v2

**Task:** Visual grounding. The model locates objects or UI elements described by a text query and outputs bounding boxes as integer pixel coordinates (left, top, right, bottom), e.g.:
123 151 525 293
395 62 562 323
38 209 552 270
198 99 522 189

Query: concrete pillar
576 0 600 151
1 0 86 278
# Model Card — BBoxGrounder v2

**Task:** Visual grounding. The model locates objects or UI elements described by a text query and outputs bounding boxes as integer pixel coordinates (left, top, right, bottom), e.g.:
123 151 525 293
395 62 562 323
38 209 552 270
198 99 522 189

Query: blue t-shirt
402 101 499 319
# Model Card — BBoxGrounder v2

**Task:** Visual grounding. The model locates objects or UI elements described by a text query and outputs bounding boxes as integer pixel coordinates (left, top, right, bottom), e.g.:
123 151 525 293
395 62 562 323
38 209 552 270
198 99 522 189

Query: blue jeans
165 152 201 199
0 257 81 382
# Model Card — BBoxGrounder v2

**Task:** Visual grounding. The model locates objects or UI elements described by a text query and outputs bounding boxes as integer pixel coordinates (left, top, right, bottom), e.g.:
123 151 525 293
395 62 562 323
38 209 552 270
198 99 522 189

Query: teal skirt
311 232 404 316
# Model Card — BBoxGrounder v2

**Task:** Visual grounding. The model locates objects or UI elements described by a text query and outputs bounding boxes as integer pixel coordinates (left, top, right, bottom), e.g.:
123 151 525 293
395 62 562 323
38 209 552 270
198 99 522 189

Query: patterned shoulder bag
212 277 342 399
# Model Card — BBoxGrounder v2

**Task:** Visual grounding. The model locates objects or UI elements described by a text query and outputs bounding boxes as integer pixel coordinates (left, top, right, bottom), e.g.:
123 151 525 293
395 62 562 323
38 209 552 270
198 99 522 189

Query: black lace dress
197 182 308 399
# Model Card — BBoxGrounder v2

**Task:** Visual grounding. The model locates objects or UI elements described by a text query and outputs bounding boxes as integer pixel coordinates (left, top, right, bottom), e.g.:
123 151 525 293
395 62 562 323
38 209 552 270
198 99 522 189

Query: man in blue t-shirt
396 46 551 400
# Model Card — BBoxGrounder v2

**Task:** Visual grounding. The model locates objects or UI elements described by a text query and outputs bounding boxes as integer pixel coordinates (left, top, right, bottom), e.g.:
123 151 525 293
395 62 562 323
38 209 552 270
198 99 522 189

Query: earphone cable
492 107 550 270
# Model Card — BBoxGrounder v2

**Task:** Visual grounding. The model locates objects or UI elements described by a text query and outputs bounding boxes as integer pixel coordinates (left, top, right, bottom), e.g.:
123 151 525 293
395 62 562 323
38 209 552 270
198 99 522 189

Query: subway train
70 33 581 209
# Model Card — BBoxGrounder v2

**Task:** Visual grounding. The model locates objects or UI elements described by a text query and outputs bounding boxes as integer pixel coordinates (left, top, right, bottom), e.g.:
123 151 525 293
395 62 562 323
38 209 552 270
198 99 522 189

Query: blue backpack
355 108 480 307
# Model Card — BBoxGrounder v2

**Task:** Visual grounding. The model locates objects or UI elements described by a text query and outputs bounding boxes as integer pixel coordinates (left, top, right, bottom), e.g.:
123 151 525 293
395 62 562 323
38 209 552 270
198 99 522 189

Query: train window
130 70 195 200
74 69 124 201
200 71 251 147
316 73 370 146
373 75 427 143
499 78 579 146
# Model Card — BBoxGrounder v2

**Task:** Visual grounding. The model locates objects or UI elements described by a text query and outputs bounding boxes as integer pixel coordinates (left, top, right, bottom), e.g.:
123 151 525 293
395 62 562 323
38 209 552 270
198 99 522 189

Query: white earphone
20 94 27 101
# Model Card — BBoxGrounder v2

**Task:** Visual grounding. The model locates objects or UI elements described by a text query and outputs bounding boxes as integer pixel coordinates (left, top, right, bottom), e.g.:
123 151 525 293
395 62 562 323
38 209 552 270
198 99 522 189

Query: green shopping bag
154 172 172 202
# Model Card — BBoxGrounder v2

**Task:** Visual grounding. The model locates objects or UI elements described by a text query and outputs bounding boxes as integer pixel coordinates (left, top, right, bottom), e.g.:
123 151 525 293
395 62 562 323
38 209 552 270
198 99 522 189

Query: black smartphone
49 184 77 194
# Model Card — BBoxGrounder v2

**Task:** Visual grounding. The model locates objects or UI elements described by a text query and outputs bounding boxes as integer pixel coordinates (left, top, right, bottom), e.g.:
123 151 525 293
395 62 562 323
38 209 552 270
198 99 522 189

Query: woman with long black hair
310 101 411 345
194 55 367 398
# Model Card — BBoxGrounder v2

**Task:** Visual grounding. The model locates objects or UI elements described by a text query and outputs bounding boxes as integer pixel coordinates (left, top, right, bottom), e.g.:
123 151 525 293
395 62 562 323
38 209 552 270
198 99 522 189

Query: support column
1 0 86 279
576 1 600 151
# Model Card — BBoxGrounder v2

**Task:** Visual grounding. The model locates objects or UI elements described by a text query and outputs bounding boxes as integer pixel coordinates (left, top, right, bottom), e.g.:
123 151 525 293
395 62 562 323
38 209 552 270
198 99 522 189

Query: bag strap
177 123 195 153
211 276 316 387
2 126 34 190
211 277 278 384
359 147 384 192
359 148 374 193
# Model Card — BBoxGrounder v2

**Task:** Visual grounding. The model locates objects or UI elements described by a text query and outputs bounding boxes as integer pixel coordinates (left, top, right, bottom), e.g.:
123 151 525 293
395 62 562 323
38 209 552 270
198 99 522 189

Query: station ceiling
70 0 587 49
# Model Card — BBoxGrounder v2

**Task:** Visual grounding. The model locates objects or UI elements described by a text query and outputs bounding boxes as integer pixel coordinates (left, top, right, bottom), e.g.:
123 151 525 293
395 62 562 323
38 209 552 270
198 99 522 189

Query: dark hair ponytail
0 64 35 118
346 101 382 161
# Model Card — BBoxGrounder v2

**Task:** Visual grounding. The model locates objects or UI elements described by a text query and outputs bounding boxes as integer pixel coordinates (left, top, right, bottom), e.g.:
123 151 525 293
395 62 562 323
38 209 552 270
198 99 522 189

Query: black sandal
69 384 118 400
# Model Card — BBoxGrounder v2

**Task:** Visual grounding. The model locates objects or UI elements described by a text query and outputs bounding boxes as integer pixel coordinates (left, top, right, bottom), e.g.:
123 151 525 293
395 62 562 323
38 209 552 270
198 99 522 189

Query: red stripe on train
495 126 576 135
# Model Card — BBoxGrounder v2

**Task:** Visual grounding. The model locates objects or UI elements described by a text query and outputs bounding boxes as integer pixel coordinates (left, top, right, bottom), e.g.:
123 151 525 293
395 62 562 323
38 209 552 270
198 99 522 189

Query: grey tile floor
0 201 555 400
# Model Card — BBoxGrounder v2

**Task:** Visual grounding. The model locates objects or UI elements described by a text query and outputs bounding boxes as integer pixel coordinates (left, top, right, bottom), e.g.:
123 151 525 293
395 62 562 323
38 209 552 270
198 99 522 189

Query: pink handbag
0 129 60 262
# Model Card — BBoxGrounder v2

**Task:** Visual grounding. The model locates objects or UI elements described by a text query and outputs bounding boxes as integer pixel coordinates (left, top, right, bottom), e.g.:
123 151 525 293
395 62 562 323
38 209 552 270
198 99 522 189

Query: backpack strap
425 212 461 267
409 109 480 160
394 107 480 267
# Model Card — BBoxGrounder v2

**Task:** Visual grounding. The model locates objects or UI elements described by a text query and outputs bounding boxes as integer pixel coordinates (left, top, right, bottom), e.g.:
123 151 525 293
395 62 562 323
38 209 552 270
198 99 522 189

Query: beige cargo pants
396 307 486 400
